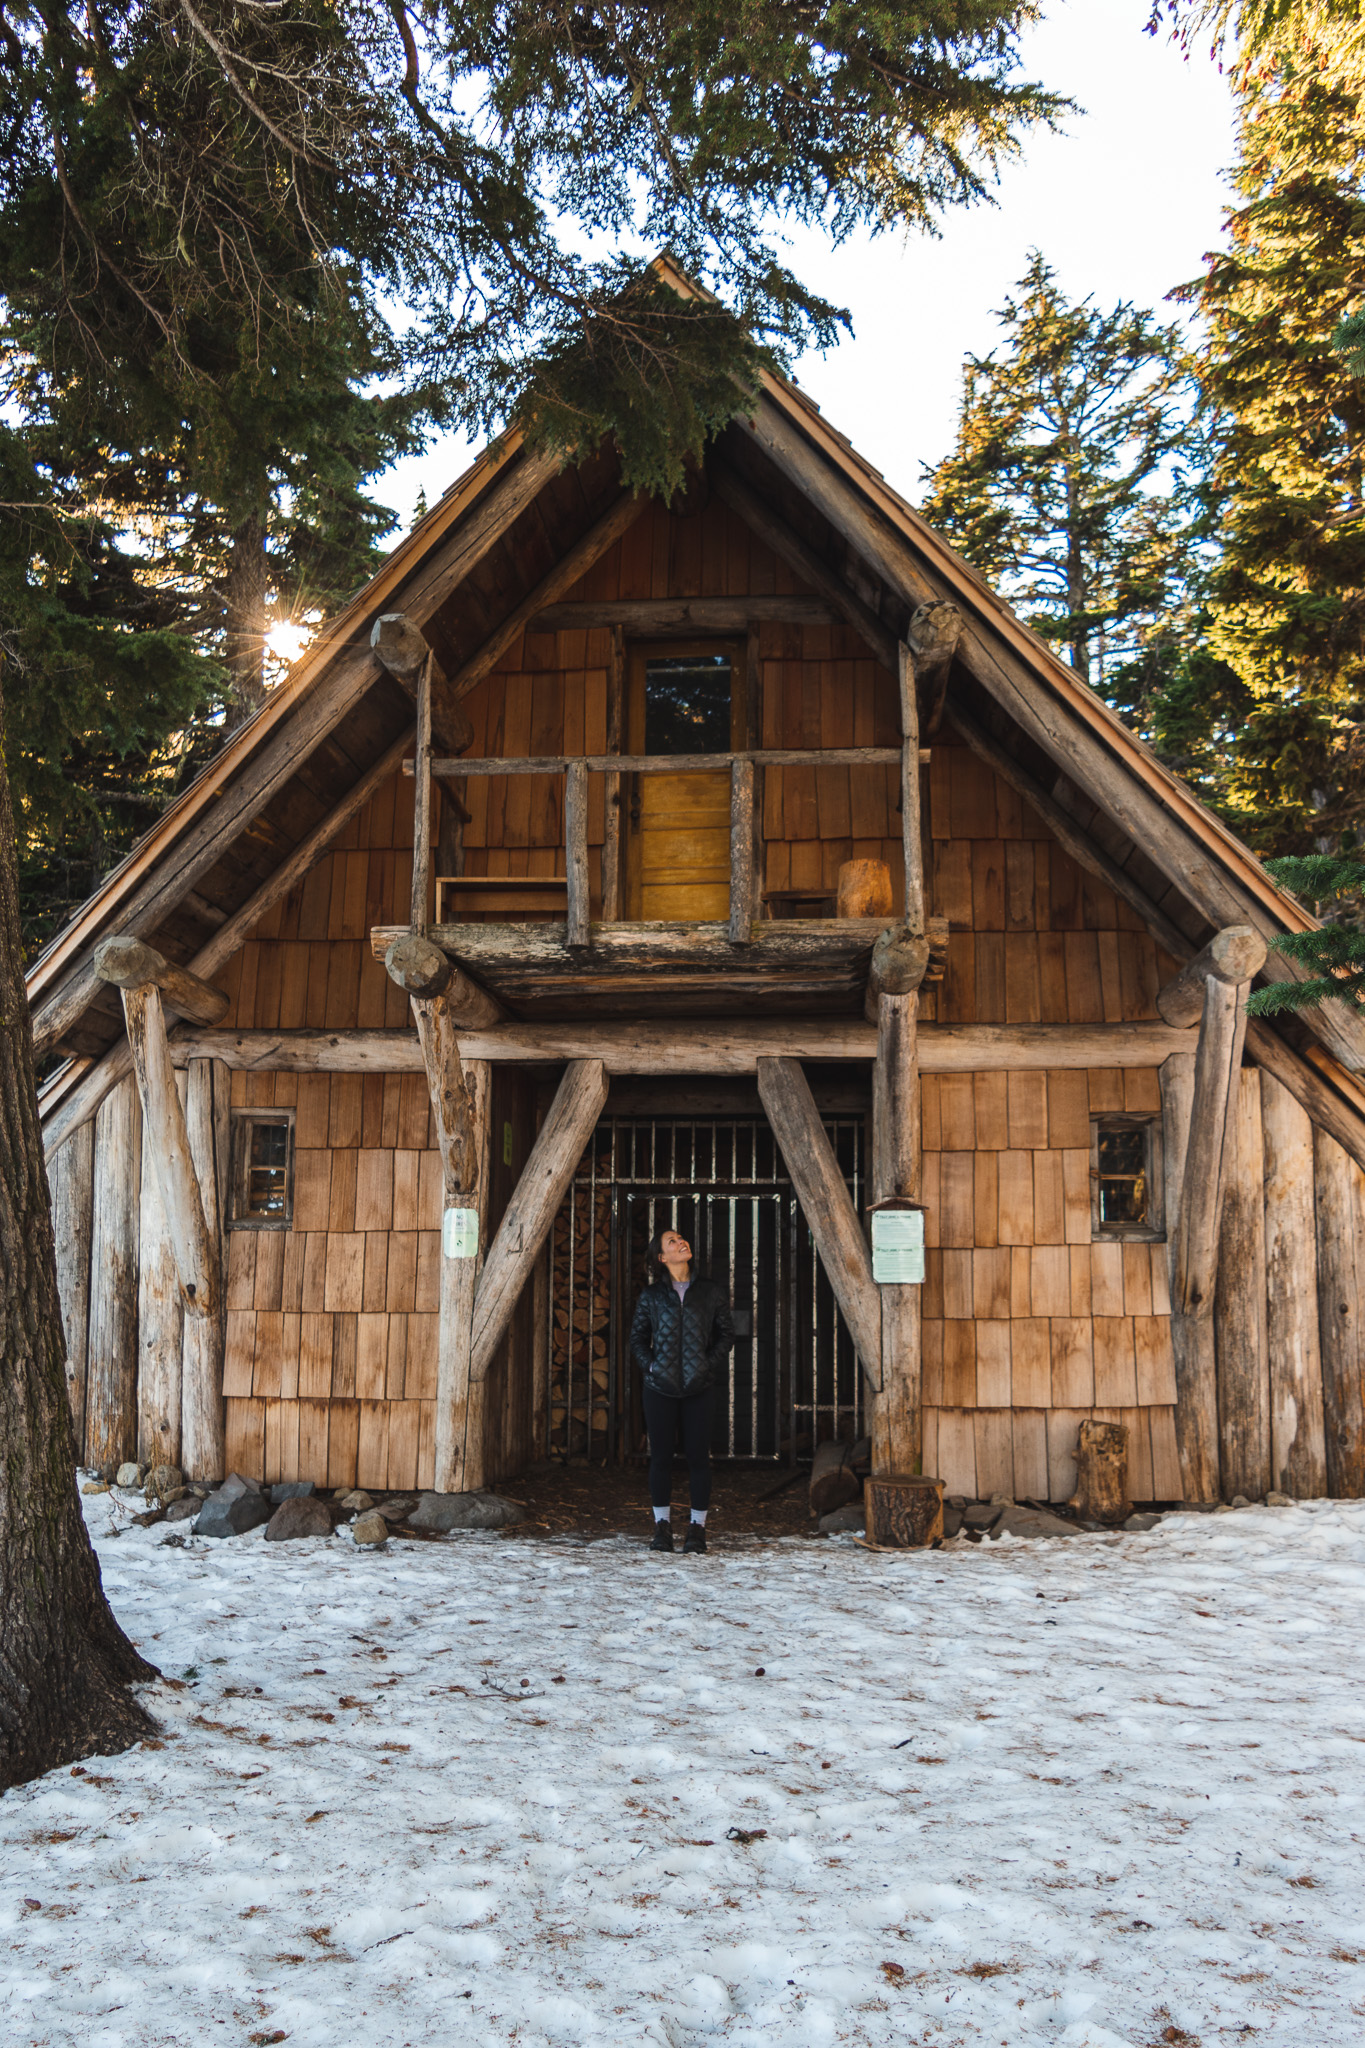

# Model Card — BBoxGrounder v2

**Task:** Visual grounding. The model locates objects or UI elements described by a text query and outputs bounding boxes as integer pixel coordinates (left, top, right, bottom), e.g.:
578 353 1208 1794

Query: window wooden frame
229 1107 296 1230
1089 1113 1164 1241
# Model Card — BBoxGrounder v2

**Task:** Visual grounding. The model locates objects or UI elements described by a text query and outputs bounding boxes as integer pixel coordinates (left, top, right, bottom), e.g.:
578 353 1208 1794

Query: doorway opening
547 1115 866 1466
625 641 746 921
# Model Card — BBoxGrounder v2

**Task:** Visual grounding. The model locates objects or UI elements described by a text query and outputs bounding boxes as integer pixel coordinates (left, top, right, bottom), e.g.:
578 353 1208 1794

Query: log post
370 612 474 758
1157 926 1267 1027
602 626 624 923
116 984 226 1479
471 1060 610 1382
411 988 479 1198
85 1074 142 1473
872 992 922 1475
182 1057 230 1480
756 1057 882 1387
434 1060 491 1493
906 599 963 737
729 758 755 945
137 1098 184 1468
47 1122 93 1456
384 933 504 1023
411 650 434 936
1215 1068 1270 1502
1161 930 1258 1503
1260 1072 1327 1498
1312 1125 1365 1498
565 758 590 949
897 642 925 930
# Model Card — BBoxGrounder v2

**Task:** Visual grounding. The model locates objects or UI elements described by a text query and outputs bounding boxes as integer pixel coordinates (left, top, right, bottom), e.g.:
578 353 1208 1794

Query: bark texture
0 676 156 1790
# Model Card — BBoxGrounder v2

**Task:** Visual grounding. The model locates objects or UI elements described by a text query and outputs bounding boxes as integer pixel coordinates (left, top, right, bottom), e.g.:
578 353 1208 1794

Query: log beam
94 937 228 1027
383 933 505 1022
1157 926 1268 1027
447 493 646 704
757 1056 882 1388
370 613 474 758
43 726 416 1158
164 1018 1196 1073
907 599 963 736
528 596 839 633
411 992 480 1199
470 1060 609 1382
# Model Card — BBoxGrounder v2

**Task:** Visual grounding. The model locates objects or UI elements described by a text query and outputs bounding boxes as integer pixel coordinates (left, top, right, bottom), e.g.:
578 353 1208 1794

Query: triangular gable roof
27 275 1365 1142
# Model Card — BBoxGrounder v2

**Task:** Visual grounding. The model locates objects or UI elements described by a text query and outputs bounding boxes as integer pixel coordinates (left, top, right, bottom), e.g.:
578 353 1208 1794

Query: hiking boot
683 1523 707 1556
650 1522 674 1553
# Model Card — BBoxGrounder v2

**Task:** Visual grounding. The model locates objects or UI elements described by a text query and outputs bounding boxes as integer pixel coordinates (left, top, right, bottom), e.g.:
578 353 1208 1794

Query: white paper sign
871 1208 925 1286
442 1207 479 1259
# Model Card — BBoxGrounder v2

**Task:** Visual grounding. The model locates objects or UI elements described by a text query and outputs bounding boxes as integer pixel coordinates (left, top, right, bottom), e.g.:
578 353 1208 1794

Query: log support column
96 941 229 1480
1157 925 1266 1503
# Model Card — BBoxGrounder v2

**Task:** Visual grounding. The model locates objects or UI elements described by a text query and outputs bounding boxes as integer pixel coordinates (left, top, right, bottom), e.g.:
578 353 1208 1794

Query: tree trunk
0 674 157 1791
224 513 268 721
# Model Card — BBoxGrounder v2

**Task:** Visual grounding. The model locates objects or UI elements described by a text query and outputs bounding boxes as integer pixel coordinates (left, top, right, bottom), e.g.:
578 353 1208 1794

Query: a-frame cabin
30 303 1365 1511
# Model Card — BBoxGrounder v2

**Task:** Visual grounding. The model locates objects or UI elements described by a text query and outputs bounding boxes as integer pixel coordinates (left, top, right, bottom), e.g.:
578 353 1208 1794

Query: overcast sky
375 0 1237 532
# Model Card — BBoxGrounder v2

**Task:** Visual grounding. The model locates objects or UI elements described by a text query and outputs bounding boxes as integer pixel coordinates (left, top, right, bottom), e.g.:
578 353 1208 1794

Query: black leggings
642 1387 714 1511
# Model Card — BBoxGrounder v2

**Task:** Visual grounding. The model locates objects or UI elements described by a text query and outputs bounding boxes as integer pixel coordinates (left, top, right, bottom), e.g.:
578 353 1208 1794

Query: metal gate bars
548 1117 866 1464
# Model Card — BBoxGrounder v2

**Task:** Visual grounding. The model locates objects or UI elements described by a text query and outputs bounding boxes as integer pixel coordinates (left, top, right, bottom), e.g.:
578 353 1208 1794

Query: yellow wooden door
634 768 733 920
627 642 745 923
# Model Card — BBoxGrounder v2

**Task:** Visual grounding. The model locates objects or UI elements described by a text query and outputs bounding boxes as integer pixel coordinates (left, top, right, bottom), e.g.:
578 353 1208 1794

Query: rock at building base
164 1497 199 1523
1266 1491 1295 1507
408 1491 526 1533
144 1464 184 1502
81 1480 110 1496
265 1495 333 1542
194 1472 271 1539
269 1481 316 1505
351 1510 389 1546
989 1504 1085 1541
818 1505 866 1535
116 1462 145 1489
337 1490 374 1516
1123 1511 1163 1532
941 1502 965 1538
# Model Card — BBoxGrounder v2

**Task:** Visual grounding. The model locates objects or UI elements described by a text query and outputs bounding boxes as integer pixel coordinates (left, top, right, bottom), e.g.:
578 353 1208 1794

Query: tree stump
863 1475 944 1548
837 859 893 919
1069 1420 1132 1524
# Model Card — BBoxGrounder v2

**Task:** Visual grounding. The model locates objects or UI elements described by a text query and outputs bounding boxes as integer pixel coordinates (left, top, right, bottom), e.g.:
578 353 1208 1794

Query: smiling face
658 1230 692 1275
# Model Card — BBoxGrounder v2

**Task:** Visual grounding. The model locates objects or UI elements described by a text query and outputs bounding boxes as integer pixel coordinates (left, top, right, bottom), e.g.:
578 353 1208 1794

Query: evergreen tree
3 1 1065 952
920 254 1196 700
1247 853 1365 1016
1159 1 1365 852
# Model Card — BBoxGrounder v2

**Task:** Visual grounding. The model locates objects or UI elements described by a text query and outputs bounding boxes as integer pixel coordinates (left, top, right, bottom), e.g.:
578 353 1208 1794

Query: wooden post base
862 1475 944 1549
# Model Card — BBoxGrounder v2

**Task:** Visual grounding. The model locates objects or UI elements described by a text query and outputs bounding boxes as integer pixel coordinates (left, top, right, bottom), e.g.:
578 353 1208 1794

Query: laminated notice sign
871 1206 925 1286
442 1207 479 1259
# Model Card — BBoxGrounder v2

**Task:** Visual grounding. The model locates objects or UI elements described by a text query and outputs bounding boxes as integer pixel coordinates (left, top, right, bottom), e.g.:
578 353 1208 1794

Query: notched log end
93 935 164 990
385 933 453 997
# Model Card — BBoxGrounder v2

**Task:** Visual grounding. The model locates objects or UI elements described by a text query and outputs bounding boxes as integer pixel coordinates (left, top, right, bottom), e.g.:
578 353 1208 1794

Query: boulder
408 1490 526 1533
818 1504 866 1535
194 1472 271 1539
144 1464 184 1502
1123 1511 1164 1533
116 1462 145 1489
1266 1491 1295 1508
963 1502 1004 1532
988 1504 1085 1541
269 1480 316 1505
941 1501 966 1539
164 1497 199 1523
337 1489 374 1515
81 1479 110 1496
377 1497 419 1524
265 1495 333 1542
351 1509 389 1546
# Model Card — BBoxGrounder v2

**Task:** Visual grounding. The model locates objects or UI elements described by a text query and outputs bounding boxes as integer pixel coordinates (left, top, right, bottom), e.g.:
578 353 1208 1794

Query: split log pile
549 1186 612 1456
808 1434 872 1516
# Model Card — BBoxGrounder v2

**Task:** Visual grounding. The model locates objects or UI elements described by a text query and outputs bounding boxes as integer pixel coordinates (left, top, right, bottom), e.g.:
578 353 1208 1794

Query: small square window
1090 1115 1163 1241
231 1111 295 1228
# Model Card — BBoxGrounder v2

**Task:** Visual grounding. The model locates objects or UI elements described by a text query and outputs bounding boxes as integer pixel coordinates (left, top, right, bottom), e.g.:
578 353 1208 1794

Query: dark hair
646 1229 692 1282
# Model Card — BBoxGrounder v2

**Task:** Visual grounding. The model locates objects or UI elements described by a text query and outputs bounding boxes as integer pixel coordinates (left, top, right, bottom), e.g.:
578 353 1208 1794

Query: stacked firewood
549 1187 612 1457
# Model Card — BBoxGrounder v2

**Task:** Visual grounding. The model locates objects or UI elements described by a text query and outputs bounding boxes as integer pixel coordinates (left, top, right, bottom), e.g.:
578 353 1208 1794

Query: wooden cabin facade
30 311 1365 1511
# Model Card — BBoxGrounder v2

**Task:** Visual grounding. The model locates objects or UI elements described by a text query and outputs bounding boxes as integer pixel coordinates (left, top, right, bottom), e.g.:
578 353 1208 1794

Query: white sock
691 1510 707 1526
653 1507 671 1523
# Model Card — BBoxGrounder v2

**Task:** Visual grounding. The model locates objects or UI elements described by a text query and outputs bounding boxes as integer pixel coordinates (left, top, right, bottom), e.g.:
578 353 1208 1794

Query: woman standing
629 1227 734 1554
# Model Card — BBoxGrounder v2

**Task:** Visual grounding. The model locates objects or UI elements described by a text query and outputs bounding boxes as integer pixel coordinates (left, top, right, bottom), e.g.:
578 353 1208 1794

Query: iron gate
547 1117 866 1463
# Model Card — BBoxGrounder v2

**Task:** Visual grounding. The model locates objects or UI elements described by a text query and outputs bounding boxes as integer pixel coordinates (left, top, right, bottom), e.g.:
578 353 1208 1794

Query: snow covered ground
4 1494 1365 2048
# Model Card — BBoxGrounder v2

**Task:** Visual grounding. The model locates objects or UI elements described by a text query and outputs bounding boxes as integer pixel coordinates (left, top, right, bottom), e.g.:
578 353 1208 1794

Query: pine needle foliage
1247 852 1365 1015
920 253 1196 697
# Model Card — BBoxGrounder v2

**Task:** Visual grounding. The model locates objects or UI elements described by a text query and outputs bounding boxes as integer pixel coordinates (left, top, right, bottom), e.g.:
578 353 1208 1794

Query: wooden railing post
729 757 755 945
565 758 590 949
602 626 624 923
410 650 433 935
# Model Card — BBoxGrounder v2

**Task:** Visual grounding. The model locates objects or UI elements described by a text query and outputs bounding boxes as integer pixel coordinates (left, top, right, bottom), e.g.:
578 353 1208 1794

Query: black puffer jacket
629 1278 734 1399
